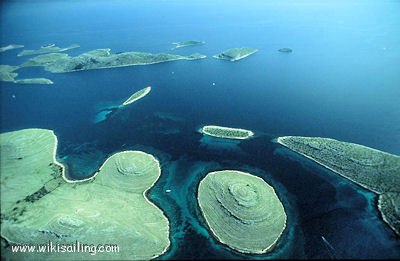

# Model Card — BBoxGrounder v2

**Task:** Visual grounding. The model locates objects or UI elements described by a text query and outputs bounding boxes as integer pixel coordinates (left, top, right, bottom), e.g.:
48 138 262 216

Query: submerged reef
197 170 287 254
278 48 292 53
171 41 205 49
20 48 206 73
121 86 151 106
277 136 400 235
200 125 254 140
1 129 170 260
0 44 24 52
213 47 258 61
17 44 80 57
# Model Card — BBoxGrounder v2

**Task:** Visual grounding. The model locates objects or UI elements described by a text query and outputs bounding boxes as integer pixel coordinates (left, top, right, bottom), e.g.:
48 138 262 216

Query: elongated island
0 44 24 52
197 170 287 254
0 65 54 84
277 136 400 235
17 44 80 57
121 86 151 106
200 125 254 140
20 48 207 73
1 129 170 260
172 41 205 49
213 47 258 61
14 78 54 85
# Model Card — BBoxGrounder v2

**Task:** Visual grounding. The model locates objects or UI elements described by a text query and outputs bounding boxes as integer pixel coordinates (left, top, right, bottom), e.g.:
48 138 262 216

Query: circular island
1 129 170 260
197 170 286 254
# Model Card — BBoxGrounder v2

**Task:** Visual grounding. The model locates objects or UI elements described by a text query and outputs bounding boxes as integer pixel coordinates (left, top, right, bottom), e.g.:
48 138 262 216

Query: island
20 48 207 73
94 86 152 123
0 65 54 84
213 47 258 61
0 44 24 52
278 48 293 53
1 129 170 260
14 78 54 85
200 125 254 140
197 170 287 254
171 41 205 49
17 44 80 57
0 64 19 82
277 136 400 235
121 86 151 106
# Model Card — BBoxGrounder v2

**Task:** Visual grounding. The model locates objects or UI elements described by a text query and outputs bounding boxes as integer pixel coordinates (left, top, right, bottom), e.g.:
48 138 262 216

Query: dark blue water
1 0 399 259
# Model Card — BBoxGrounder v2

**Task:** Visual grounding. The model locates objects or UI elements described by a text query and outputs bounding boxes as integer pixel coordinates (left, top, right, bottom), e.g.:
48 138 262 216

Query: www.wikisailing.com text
11 240 119 256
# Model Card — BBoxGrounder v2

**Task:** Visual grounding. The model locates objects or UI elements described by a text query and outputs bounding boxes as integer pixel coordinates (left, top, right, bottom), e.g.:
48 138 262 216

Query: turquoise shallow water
1 0 399 259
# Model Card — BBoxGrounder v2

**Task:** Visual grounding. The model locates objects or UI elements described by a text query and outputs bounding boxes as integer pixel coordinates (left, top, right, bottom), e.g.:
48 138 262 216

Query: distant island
121 86 151 106
20 48 207 73
213 47 258 61
200 125 254 140
277 136 400 236
171 41 205 49
278 48 293 53
17 44 80 57
197 170 287 254
1 128 170 260
0 44 24 52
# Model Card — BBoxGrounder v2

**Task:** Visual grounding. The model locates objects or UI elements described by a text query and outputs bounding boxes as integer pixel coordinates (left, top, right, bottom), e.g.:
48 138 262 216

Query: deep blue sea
1 0 399 259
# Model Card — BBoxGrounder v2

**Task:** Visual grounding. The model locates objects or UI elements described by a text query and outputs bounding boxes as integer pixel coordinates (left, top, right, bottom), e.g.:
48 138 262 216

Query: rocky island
213 47 258 61
277 136 400 235
197 170 287 254
200 125 254 140
17 44 80 57
1 129 170 260
121 86 151 106
20 48 206 73
1 65 54 84
0 65 19 82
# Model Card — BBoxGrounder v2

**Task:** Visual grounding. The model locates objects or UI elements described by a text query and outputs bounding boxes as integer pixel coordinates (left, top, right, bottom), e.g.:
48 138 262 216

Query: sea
1 0 399 259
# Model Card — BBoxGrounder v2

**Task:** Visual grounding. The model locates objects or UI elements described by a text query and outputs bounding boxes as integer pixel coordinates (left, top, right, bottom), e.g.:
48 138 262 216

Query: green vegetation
1 129 170 260
278 48 292 53
14 78 54 85
20 48 206 73
0 44 24 52
121 86 151 106
0 65 19 82
197 170 286 254
1 65 54 84
277 136 400 235
17 44 80 57
172 41 205 49
213 47 258 61
201 125 254 140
